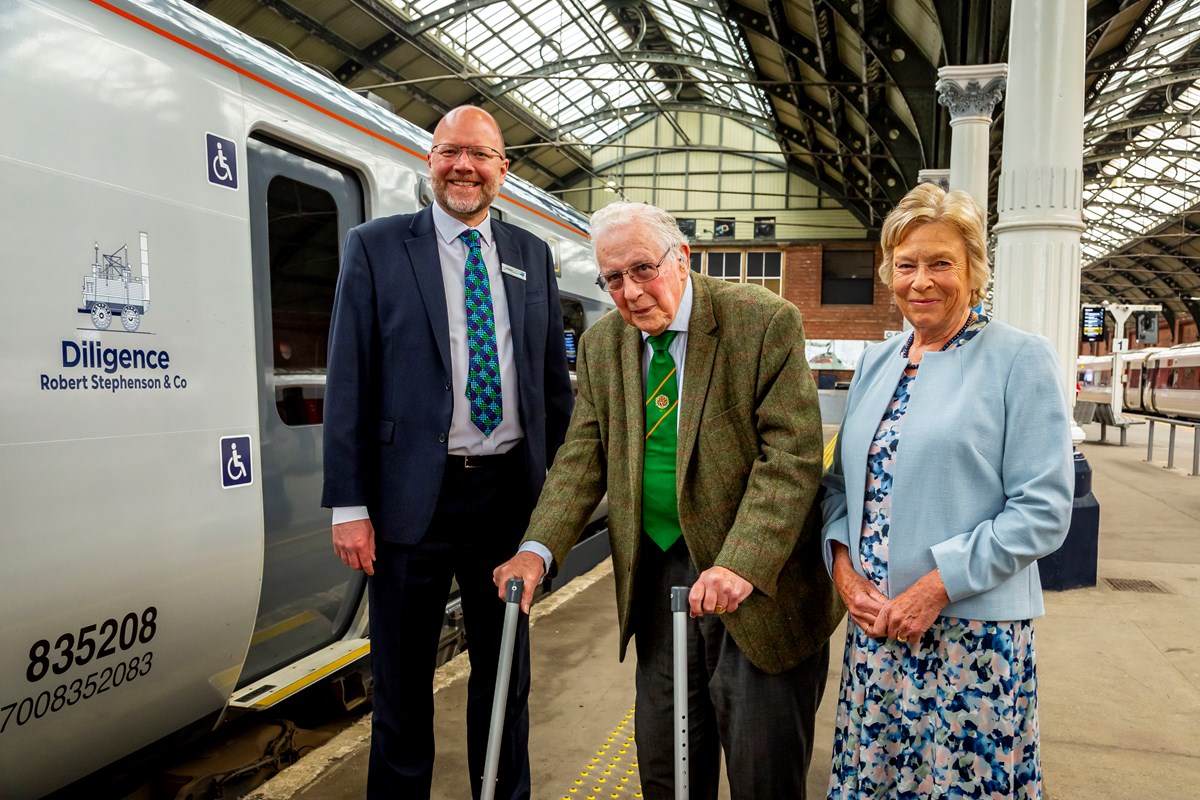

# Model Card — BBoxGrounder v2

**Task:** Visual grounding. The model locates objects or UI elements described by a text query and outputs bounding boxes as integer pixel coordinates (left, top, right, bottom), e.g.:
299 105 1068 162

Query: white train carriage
0 1 611 797
1143 343 1200 419
1076 347 1200 421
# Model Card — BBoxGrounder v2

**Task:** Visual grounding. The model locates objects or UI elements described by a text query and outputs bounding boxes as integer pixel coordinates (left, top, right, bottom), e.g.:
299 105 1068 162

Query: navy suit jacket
321 205 574 544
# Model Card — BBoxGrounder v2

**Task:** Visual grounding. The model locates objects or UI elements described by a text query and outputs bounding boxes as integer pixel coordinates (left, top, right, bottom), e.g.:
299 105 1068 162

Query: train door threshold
230 638 370 711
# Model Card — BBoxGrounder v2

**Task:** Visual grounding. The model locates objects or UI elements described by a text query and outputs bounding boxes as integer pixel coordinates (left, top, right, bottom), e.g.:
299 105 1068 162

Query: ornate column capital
936 64 1009 121
917 169 951 191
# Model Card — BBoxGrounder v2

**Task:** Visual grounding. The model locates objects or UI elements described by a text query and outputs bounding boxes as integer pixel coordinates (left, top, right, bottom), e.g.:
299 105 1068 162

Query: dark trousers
632 539 830 800
367 449 532 800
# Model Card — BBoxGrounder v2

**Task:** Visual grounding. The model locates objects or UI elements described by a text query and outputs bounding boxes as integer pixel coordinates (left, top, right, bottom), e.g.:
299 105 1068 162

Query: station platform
246 419 1200 800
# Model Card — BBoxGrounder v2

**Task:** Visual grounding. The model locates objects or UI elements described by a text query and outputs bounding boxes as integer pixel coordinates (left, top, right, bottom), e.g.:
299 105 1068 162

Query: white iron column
936 64 1008 215
992 0 1087 400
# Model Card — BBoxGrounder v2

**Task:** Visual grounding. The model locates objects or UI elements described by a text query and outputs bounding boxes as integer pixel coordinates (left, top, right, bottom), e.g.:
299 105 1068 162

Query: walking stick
671 585 690 800
481 577 523 800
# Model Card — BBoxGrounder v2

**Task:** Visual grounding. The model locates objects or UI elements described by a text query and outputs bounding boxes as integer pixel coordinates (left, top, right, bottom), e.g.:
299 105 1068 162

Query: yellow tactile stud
563 706 642 800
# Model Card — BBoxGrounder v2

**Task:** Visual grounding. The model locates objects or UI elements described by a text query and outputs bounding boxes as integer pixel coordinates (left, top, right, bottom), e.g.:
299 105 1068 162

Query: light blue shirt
333 202 522 526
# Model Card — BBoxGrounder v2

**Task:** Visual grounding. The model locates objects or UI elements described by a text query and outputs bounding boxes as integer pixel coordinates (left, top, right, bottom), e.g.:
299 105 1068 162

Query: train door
242 136 365 682
1146 361 1162 415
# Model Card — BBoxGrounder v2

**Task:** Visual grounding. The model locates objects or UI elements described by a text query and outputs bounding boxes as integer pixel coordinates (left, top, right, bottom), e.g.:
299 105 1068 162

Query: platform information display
1081 305 1106 342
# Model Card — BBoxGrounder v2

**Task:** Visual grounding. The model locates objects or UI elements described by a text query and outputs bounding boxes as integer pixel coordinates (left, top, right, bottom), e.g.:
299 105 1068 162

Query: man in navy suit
322 105 573 800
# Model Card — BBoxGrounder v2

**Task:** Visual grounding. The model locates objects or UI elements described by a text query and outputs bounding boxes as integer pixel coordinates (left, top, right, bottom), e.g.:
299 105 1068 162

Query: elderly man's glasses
596 248 673 292
430 144 505 163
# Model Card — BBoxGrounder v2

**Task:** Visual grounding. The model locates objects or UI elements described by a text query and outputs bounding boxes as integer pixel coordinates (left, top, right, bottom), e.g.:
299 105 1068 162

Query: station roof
190 0 1200 330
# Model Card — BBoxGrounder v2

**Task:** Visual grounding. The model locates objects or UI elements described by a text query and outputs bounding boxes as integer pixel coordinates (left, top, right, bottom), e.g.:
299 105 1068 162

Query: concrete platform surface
247 418 1200 799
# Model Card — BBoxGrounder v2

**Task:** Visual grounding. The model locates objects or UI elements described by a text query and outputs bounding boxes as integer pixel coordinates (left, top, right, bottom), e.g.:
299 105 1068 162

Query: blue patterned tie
460 229 502 436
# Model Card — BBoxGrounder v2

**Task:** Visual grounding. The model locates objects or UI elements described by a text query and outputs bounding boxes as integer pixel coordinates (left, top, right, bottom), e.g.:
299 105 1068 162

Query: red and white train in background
1077 343 1200 420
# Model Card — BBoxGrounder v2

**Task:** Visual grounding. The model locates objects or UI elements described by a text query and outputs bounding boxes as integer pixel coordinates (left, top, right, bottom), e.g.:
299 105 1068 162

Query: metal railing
1144 416 1200 477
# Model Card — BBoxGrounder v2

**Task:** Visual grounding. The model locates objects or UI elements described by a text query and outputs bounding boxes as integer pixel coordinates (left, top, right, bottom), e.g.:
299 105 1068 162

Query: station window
697 250 784 295
267 176 339 426
746 252 783 295
706 251 742 282
821 248 875 305
690 252 702 272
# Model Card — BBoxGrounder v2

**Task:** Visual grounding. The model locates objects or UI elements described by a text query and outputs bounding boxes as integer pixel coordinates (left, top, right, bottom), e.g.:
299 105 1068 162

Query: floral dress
828 316 1041 799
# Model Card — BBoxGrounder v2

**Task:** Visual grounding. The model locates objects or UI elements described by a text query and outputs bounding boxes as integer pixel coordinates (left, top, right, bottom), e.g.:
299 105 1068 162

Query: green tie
643 331 682 551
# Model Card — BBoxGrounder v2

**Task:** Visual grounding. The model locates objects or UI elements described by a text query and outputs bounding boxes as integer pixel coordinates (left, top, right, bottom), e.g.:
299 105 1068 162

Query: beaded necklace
901 312 976 367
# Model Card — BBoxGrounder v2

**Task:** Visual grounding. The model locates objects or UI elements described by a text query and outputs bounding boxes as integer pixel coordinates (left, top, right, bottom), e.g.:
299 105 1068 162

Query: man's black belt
446 450 520 470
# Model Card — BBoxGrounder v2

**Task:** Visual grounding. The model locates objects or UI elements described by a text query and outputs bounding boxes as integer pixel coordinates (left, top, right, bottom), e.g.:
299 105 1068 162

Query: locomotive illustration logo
78 232 151 332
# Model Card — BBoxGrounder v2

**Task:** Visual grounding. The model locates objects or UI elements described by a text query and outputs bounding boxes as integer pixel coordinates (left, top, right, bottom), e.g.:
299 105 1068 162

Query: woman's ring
715 605 726 614
897 636 908 644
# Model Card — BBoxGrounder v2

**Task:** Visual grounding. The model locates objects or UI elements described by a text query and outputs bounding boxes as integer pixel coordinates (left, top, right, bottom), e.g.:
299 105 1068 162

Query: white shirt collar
432 200 494 247
641 274 694 341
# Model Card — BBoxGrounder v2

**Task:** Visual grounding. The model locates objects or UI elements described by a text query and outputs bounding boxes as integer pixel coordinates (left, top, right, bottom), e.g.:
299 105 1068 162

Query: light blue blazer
822 320 1074 621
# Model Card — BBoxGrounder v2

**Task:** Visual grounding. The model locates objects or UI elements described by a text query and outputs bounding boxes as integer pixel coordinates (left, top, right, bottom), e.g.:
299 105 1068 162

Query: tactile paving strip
561 705 640 799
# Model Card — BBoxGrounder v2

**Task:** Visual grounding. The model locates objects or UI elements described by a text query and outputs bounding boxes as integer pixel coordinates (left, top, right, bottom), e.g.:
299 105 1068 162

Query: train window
562 297 585 371
490 205 506 222
266 175 339 426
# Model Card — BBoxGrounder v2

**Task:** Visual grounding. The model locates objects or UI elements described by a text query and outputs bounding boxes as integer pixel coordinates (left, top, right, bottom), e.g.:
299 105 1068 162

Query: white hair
589 201 686 257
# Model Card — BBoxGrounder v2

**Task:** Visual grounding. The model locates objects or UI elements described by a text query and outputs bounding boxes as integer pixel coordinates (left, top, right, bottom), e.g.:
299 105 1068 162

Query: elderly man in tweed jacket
494 201 843 800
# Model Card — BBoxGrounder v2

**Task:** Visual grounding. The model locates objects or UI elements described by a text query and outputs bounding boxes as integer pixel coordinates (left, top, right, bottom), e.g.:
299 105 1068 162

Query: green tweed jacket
526 272 844 674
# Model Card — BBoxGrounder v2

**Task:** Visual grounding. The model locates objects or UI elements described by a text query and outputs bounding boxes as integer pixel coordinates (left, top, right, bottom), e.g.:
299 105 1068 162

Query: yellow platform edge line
249 642 371 709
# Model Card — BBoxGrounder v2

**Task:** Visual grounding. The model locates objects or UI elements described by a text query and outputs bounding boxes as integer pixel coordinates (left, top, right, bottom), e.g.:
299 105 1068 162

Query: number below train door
243 136 365 683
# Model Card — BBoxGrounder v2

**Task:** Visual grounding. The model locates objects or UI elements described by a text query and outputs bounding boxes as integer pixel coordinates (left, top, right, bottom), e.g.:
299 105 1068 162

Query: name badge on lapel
501 263 527 281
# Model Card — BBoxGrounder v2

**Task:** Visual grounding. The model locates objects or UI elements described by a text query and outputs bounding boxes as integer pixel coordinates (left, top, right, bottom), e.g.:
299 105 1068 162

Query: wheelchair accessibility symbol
206 133 238 190
220 435 254 489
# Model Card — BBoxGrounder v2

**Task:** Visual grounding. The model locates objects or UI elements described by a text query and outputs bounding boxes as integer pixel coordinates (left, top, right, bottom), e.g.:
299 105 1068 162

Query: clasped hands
830 543 949 645
492 552 752 618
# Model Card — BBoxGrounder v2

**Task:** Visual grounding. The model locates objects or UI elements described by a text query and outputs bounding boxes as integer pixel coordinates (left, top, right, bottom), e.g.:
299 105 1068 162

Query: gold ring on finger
714 605 726 614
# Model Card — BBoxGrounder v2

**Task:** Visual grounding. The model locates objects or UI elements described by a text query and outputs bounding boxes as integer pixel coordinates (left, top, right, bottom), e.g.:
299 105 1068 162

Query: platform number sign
206 133 238 190
220 435 253 489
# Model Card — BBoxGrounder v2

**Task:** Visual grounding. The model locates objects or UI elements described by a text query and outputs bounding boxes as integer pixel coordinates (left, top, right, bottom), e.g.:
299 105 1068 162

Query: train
0 1 614 797
1077 344 1200 420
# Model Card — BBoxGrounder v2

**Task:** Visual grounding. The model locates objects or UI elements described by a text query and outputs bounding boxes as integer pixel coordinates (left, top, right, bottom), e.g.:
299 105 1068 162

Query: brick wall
782 242 904 340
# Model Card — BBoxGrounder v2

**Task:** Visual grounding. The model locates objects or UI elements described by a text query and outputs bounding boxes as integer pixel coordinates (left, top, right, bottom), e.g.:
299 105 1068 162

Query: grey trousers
632 539 829 800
